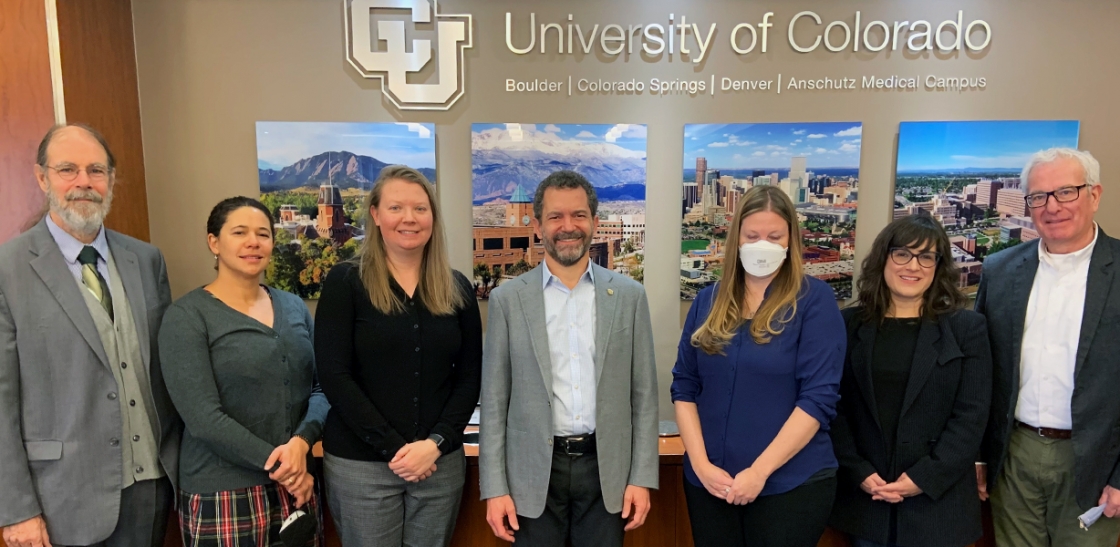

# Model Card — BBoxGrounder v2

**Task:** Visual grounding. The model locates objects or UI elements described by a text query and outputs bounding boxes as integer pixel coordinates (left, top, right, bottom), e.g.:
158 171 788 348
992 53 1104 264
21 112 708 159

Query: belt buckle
565 436 583 457
1035 426 1047 437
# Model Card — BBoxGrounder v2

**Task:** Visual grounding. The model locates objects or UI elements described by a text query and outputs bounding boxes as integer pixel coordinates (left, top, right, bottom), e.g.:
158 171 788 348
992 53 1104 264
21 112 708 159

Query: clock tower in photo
506 183 533 227
316 181 351 245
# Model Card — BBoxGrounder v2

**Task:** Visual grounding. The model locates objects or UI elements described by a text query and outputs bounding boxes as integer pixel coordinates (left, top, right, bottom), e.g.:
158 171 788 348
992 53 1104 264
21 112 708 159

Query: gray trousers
66 477 172 547
323 449 465 547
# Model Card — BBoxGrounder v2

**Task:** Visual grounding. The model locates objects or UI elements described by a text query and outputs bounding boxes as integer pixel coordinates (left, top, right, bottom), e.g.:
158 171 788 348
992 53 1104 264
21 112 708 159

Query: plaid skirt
179 482 323 547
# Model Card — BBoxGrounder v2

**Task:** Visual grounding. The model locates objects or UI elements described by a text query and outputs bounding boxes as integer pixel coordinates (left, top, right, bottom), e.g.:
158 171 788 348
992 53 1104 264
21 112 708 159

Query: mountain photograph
471 123 646 204
469 123 648 297
259 150 436 191
255 121 436 299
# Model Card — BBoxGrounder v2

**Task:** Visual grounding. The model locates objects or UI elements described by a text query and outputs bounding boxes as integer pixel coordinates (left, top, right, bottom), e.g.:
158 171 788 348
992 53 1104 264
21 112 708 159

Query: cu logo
345 0 472 111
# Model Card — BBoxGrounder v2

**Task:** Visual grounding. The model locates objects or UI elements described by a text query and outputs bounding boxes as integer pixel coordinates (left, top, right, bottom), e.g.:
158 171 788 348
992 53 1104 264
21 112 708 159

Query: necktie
78 246 114 321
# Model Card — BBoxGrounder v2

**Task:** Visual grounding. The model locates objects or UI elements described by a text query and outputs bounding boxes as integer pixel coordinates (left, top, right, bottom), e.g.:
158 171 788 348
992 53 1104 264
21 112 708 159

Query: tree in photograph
260 191 319 220
265 230 305 294
506 258 532 277
987 238 1022 256
631 266 644 284
622 240 636 255
473 261 493 298
298 238 353 298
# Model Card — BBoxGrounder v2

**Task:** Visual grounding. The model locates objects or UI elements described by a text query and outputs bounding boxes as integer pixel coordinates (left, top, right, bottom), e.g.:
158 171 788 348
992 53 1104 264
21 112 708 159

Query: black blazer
977 230 1120 510
830 307 992 547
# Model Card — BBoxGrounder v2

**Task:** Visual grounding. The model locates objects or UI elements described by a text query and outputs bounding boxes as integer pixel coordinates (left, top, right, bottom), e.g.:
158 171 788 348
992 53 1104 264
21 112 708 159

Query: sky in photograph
255 121 436 170
471 123 647 153
896 120 1080 171
683 122 863 170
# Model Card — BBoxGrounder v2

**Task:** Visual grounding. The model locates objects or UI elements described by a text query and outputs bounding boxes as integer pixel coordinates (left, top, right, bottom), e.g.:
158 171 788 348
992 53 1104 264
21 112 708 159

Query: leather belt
554 432 596 456
1016 420 1072 440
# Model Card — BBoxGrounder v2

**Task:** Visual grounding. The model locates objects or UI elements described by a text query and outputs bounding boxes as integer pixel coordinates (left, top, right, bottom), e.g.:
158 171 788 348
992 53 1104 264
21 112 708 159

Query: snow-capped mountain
471 127 647 203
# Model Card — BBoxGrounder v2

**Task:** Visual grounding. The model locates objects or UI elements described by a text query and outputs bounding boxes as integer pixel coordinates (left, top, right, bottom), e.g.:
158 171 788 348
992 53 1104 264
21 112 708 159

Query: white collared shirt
541 259 597 437
1016 225 1099 429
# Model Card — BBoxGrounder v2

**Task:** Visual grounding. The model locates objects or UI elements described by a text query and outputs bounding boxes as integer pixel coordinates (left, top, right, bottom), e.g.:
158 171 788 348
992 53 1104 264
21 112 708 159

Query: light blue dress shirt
45 214 113 297
541 259 597 437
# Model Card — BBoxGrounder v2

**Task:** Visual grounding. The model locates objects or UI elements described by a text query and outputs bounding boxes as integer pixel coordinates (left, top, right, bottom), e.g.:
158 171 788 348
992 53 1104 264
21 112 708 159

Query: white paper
1079 503 1106 530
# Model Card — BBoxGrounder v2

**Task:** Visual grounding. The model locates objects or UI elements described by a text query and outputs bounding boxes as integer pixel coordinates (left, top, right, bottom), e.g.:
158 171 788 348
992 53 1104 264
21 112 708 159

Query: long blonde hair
356 165 465 316
691 185 806 353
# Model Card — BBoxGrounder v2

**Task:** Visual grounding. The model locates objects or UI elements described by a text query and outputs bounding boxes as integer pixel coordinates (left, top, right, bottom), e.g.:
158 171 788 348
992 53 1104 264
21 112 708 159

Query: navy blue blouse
671 277 846 496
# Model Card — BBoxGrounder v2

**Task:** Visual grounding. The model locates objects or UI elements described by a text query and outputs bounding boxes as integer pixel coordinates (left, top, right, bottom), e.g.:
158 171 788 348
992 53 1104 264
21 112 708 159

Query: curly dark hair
855 214 968 322
533 170 598 221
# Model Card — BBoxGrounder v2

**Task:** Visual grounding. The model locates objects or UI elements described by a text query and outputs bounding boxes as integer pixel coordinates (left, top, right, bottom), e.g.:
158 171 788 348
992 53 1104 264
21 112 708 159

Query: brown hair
855 214 968 322
355 165 464 315
691 185 806 353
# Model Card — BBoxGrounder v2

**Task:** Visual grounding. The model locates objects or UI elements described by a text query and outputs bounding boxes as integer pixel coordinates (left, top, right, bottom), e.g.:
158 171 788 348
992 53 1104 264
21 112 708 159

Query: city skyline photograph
681 122 863 300
256 121 437 299
471 123 648 298
894 119 1080 295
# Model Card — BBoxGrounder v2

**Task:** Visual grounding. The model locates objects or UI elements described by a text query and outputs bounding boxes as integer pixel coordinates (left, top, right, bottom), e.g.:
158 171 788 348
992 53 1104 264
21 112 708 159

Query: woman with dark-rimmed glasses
829 214 993 547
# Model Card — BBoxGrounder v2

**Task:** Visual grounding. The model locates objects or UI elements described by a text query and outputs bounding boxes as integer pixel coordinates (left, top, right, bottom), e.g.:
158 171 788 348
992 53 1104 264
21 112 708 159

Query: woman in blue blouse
672 185 846 547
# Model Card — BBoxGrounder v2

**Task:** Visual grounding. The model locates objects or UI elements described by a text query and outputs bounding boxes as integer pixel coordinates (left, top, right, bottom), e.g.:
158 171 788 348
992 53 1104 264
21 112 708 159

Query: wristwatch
428 433 446 451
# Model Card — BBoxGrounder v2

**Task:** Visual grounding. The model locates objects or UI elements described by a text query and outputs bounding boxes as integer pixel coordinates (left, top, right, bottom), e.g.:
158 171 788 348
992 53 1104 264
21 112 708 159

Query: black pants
683 473 836 547
515 451 625 547
77 477 173 547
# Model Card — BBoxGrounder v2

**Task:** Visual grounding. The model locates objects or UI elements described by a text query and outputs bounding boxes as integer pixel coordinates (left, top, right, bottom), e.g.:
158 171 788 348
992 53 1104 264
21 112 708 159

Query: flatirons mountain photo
259 150 436 191
256 121 436 299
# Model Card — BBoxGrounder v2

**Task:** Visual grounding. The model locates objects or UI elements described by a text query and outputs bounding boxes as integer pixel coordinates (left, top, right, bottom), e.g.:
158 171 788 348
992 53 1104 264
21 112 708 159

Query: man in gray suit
0 125 179 547
480 170 659 547
976 148 1120 546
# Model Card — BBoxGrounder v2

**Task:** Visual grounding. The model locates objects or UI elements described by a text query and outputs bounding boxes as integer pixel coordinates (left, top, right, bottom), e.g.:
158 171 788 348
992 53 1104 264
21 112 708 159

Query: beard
48 184 112 237
543 228 591 267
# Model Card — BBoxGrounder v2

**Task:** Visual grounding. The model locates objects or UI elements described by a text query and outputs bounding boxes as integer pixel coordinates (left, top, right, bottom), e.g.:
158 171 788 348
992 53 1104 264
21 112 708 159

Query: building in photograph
996 187 1027 217
976 179 1004 209
316 182 352 245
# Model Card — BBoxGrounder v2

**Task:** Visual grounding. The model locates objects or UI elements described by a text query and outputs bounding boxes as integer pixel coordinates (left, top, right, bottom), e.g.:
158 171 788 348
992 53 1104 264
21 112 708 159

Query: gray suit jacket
479 263 659 518
0 219 180 545
977 230 1120 510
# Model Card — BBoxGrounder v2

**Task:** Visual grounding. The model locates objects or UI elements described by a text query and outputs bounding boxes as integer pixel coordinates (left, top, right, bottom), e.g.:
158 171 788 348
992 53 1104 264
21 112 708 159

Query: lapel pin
607 289 614 295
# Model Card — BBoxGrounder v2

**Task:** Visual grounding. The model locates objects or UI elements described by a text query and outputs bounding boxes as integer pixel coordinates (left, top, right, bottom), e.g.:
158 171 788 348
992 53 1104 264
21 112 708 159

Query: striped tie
78 246 114 321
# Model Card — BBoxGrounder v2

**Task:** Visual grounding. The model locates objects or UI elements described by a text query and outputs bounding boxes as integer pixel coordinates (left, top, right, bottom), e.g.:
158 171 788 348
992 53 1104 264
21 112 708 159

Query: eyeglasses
1024 184 1087 209
45 164 111 182
890 247 940 268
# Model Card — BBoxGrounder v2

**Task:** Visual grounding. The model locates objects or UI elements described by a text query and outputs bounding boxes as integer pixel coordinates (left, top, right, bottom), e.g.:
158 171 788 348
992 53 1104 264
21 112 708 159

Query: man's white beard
48 184 112 237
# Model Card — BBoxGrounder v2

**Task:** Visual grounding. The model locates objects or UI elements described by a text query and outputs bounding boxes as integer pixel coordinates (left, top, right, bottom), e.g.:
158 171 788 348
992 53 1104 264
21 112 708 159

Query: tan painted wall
133 0 1120 418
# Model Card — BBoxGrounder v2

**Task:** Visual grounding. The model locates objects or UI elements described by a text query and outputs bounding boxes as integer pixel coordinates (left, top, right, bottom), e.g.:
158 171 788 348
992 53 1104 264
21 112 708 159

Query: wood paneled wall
57 0 151 241
0 0 54 243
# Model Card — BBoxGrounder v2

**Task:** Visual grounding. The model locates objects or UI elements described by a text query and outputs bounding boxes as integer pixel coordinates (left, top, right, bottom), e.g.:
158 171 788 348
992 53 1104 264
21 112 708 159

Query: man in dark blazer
0 125 180 547
977 147 1120 546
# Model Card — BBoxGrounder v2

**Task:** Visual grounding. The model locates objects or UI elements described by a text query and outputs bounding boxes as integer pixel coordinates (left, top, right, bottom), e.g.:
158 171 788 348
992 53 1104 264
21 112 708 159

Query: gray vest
76 250 164 487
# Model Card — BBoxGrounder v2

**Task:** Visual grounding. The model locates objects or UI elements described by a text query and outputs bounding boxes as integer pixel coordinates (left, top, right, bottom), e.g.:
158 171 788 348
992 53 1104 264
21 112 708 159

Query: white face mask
739 240 788 277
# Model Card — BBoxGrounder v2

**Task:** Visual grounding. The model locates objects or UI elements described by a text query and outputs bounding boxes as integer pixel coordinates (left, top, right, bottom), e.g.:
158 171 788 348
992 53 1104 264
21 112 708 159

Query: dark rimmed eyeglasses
1024 184 1087 209
889 247 940 268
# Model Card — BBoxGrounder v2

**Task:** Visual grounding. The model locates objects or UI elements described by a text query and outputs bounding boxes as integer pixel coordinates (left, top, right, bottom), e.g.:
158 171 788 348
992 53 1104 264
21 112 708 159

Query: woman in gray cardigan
160 197 329 546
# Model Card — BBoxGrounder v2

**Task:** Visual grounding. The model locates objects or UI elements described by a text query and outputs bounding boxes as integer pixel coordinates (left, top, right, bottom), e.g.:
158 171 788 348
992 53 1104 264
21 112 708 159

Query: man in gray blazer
976 148 1120 547
480 170 659 546
0 125 179 547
